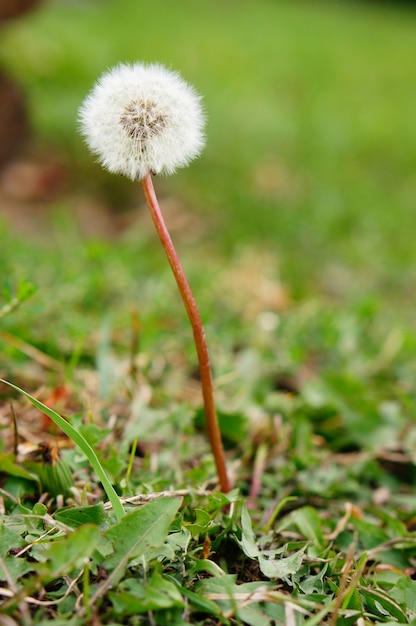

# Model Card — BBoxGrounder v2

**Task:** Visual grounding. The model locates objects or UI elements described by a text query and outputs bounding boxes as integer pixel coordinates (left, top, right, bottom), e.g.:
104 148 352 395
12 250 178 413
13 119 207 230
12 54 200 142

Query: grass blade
0 378 125 521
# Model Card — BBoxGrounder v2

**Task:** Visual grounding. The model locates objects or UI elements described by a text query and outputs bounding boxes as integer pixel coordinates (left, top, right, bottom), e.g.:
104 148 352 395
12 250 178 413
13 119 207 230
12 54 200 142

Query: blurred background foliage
0 0 416 364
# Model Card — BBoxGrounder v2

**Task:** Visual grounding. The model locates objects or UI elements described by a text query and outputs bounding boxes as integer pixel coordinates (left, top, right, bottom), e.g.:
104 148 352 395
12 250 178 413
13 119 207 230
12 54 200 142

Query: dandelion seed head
78 62 206 180
119 100 168 141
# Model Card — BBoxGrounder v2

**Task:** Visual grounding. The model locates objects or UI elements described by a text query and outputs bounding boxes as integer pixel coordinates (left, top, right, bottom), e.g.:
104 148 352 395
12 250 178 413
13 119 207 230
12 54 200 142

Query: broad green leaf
389 576 416 613
292 506 324 548
0 454 38 482
172 582 223 617
360 587 407 622
237 606 275 626
0 522 34 581
54 503 106 528
0 554 34 582
78 423 111 446
295 563 328 595
194 408 248 445
191 558 226 577
104 497 182 570
0 523 26 557
194 508 211 526
186 507 213 536
196 575 273 621
109 571 184 614
350 516 389 549
259 545 306 579
34 524 101 581
1 476 37 502
240 504 306 579
240 503 261 560
216 409 248 444
343 587 363 613
32 503 47 516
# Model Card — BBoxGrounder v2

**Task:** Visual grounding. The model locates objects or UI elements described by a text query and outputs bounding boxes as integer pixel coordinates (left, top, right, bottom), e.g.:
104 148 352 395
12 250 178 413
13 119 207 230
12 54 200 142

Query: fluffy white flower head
78 62 205 180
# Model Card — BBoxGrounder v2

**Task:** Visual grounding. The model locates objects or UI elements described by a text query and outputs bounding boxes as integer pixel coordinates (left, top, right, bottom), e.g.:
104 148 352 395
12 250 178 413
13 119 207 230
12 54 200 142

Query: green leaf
292 506 324 548
259 545 306 580
191 558 226 578
240 505 306 579
295 563 328 595
0 554 34 583
0 523 26 557
240 503 261 560
195 575 272 620
360 587 408 622
389 576 416 613
0 523 33 582
1 476 38 502
78 423 111 446
194 408 248 445
0 279 36 320
167 577 224 618
54 503 106 528
0 453 38 482
236 606 275 626
17 278 37 302
104 497 182 570
32 503 48 517
186 507 213 536
109 571 184 614
34 524 101 582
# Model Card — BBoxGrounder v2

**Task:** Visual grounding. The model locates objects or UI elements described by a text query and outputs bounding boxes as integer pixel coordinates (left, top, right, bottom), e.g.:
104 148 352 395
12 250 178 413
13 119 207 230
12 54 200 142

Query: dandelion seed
78 62 205 181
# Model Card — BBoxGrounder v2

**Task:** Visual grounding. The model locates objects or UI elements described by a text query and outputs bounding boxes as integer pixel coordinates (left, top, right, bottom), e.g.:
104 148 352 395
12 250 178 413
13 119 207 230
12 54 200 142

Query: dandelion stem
141 172 230 493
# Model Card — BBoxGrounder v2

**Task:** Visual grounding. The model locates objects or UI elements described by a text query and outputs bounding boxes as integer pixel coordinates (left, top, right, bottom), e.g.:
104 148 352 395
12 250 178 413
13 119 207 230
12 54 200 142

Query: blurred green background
1 0 416 365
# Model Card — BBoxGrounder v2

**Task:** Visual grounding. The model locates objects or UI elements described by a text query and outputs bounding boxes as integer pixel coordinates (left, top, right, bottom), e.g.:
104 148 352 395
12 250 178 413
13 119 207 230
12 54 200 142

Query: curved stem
141 173 230 493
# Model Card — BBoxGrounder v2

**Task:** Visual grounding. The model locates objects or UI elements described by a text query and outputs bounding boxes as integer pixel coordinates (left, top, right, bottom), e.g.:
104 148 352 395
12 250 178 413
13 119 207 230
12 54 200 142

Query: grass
1 0 416 623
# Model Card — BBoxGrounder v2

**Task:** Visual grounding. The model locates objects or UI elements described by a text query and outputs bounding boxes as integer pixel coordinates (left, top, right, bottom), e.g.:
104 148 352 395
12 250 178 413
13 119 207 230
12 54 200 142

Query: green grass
1 0 416 624
2 0 416 300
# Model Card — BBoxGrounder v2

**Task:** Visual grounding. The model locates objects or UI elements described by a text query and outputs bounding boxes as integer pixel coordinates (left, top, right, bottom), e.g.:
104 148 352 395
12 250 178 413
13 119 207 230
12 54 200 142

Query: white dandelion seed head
78 62 206 181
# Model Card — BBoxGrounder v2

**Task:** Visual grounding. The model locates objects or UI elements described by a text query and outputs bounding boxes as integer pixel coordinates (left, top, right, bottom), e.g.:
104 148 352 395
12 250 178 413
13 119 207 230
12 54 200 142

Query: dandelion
78 62 205 181
79 62 230 493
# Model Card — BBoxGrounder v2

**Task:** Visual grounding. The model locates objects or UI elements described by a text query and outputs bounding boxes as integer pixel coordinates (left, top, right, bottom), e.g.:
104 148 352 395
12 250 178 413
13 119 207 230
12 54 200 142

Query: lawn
1 0 416 624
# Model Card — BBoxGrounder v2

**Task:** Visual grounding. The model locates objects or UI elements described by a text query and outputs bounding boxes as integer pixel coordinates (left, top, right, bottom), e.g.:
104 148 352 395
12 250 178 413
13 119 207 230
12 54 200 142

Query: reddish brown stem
141 173 230 493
